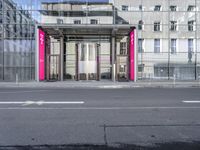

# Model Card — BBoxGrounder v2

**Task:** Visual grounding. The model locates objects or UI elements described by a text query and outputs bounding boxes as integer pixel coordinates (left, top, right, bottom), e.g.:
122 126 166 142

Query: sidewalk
0 80 199 88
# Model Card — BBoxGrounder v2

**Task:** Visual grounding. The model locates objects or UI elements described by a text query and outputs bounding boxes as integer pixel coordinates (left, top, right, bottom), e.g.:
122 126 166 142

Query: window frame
171 39 177 54
154 5 161 11
90 19 98 24
120 42 127 55
169 5 177 11
74 19 81 24
187 5 195 11
170 21 177 31
139 5 143 11
122 5 129 11
138 39 144 53
154 39 160 53
188 20 195 31
154 21 161 31
188 39 194 52
138 20 144 30
57 18 63 24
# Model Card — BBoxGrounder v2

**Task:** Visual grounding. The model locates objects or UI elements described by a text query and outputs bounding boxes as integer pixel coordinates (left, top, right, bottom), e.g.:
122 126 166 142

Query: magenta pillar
39 29 45 81
129 29 135 81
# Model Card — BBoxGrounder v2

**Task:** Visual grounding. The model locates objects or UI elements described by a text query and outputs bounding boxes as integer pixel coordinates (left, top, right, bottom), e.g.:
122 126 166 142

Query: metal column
111 36 116 82
134 29 138 82
60 36 64 81
97 43 100 81
35 25 39 82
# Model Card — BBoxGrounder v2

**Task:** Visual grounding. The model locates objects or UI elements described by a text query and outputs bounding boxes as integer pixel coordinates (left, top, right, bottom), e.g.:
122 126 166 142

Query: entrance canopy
37 24 134 38
36 24 136 82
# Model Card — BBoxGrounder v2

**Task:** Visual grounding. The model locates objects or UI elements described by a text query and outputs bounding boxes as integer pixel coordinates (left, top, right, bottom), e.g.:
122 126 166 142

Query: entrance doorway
76 43 99 80
47 55 60 81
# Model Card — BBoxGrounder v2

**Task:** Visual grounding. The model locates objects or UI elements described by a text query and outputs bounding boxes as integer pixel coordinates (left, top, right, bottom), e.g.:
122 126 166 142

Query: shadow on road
0 142 200 150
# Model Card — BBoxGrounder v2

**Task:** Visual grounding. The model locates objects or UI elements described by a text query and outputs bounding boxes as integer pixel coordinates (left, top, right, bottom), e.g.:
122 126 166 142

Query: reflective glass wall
0 0 35 81
0 0 113 81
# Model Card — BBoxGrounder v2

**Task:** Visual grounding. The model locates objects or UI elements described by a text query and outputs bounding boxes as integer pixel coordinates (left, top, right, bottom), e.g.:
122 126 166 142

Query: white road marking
0 101 85 106
0 106 199 110
182 101 200 103
99 85 125 89
0 90 51 94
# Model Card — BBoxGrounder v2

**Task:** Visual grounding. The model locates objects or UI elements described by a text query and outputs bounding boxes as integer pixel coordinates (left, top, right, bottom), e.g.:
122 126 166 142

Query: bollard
103 124 108 145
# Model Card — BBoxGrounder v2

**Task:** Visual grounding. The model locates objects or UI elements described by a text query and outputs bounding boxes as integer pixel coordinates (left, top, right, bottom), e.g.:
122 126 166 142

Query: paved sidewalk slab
0 80 199 88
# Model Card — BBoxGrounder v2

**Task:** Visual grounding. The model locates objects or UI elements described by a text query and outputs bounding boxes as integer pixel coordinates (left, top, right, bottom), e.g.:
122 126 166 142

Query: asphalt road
0 87 200 149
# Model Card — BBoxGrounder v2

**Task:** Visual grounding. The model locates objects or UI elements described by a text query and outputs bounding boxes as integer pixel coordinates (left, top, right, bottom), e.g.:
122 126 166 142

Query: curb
0 82 199 89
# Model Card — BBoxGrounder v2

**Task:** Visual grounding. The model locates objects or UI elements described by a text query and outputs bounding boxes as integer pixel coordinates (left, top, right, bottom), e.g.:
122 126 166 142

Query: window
138 64 144 72
120 42 127 55
0 26 2 38
187 5 195 11
139 5 143 11
0 1 2 9
188 39 193 52
80 44 87 61
90 19 98 24
188 39 194 62
0 15 2 23
57 19 63 24
170 5 177 11
74 20 81 24
88 44 96 61
154 22 161 31
138 20 144 30
188 20 195 31
170 21 177 31
119 65 126 72
122 5 128 11
138 39 144 53
154 5 161 11
171 39 177 54
154 39 160 53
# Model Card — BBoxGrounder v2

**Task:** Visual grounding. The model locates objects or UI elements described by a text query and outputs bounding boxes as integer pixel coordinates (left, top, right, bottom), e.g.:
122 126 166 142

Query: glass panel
89 44 96 61
80 44 87 61
171 39 176 54
154 39 160 53
0 39 2 80
100 42 111 79
64 42 76 80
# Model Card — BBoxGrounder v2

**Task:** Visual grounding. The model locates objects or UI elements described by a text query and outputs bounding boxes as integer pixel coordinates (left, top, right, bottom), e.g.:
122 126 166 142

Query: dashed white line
0 101 85 106
182 101 200 103
0 90 50 94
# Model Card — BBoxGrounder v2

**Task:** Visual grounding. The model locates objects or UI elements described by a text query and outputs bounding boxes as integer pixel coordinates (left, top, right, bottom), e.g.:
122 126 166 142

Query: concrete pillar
111 36 116 82
60 36 64 81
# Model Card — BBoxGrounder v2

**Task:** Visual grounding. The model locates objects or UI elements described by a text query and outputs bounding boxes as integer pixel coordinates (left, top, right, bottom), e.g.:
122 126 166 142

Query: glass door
116 42 129 81
78 43 97 80
48 55 60 81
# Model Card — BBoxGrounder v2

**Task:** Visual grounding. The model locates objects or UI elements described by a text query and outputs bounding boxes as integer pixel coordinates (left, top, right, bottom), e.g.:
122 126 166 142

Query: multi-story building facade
0 0 200 82
114 0 200 80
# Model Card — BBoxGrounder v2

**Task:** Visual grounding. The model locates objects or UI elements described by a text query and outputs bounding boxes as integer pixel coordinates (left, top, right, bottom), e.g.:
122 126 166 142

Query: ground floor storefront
1 24 200 82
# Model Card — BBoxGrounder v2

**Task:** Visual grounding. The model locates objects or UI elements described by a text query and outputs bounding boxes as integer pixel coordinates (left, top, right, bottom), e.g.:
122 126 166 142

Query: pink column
39 29 45 81
129 28 135 81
